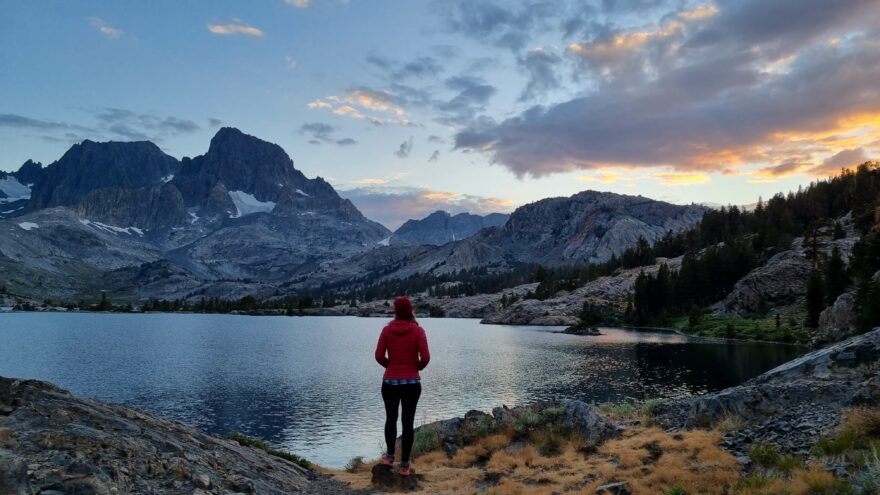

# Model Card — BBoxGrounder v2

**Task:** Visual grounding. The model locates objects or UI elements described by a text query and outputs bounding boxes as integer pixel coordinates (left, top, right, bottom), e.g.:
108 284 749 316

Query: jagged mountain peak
175 127 309 206
391 209 510 246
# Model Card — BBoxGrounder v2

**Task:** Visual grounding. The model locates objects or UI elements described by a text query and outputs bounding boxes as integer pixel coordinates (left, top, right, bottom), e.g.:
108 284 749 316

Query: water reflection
0 313 803 467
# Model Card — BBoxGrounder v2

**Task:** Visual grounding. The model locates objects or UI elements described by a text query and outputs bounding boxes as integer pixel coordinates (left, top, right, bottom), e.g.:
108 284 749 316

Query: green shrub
344 455 365 473
666 484 686 495
855 446 880 494
225 432 311 469
734 474 774 492
513 411 542 434
749 443 781 468
412 424 442 456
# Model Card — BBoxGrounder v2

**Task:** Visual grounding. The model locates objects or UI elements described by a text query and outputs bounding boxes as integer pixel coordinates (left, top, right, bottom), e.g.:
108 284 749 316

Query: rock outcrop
482 257 682 325
713 220 857 317
814 292 858 345
654 327 880 455
0 376 357 495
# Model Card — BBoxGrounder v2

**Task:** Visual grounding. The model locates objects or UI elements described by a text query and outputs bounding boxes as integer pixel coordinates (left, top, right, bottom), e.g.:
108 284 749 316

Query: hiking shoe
381 454 394 467
399 462 412 476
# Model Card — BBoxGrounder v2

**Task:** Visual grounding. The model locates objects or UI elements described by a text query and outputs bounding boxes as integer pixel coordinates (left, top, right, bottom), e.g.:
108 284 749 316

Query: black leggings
381 383 422 463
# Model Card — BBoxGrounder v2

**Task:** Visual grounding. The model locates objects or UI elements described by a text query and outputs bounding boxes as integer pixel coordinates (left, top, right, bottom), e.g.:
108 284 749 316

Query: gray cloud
299 122 357 146
94 108 199 141
454 1 880 177
436 76 497 126
366 53 443 80
0 114 91 132
814 148 869 175
518 48 563 101
208 117 224 128
428 150 440 162
2 110 198 144
394 137 414 158
440 0 557 52
427 135 445 144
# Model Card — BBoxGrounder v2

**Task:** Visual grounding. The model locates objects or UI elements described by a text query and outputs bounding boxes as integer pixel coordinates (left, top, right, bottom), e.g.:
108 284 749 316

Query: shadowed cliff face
28 140 179 210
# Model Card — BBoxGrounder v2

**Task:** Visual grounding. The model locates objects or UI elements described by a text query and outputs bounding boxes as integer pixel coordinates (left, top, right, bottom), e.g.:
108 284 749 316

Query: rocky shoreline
0 377 358 495
2 328 877 494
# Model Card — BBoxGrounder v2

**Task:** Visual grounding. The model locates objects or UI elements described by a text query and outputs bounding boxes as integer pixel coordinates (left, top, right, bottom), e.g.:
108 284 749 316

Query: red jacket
375 319 430 380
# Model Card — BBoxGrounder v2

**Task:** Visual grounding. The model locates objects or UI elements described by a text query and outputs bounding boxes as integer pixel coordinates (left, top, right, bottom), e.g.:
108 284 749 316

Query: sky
1 0 879 229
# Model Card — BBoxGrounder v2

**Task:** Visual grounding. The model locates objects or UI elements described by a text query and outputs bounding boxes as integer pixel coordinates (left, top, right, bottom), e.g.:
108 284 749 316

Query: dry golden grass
327 425 743 494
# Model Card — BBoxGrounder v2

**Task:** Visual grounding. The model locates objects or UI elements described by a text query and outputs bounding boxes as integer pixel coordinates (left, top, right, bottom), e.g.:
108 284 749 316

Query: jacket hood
387 319 419 335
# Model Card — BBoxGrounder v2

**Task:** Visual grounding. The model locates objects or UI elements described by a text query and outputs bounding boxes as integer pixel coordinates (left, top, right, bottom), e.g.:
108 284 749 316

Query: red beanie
393 296 414 320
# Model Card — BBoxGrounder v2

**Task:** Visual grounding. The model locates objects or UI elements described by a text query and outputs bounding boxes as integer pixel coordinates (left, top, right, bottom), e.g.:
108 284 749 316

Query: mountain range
0 128 706 302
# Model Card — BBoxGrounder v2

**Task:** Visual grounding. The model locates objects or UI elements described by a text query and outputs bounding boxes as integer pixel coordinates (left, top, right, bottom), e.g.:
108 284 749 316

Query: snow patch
0 177 31 203
79 219 145 236
228 190 276 218
378 236 391 246
1 207 23 214
189 211 200 224
161 174 174 183
295 189 311 197
17 222 39 231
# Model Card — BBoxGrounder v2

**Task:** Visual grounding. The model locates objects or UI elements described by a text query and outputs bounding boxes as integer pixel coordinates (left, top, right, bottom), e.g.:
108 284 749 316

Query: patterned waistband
383 379 421 385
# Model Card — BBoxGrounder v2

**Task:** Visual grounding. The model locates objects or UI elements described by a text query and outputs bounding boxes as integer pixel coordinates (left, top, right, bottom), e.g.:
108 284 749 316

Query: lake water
0 313 803 467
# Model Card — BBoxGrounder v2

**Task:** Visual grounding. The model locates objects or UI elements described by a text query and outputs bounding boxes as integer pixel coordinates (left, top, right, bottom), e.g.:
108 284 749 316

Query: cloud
367 53 443 80
428 150 440 162
284 0 310 8
436 76 497 126
1 110 199 145
440 0 557 52
308 87 414 126
340 184 514 229
0 114 90 132
576 171 629 184
208 19 264 37
394 137 414 158
518 47 563 101
654 172 711 186
298 122 357 146
427 135 446 144
87 17 123 39
285 56 298 69
813 147 869 176
453 1 880 178
94 108 199 140
208 118 224 128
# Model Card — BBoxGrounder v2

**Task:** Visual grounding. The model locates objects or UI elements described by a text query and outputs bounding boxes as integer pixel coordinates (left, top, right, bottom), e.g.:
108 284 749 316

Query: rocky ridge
389 210 509 246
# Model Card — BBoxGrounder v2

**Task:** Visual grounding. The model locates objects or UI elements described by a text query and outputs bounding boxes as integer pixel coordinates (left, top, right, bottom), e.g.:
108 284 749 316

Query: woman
375 296 430 476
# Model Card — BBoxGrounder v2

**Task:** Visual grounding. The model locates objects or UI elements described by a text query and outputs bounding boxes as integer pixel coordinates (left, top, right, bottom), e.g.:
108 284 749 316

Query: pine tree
97 292 111 311
805 270 826 328
825 246 849 305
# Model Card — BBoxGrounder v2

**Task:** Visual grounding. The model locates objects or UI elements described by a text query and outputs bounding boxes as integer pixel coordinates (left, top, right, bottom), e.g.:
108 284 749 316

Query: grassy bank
329 403 880 495
666 313 811 344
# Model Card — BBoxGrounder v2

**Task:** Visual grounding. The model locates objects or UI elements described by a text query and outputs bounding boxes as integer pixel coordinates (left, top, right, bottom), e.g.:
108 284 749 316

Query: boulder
563 401 619 443
814 292 857 345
